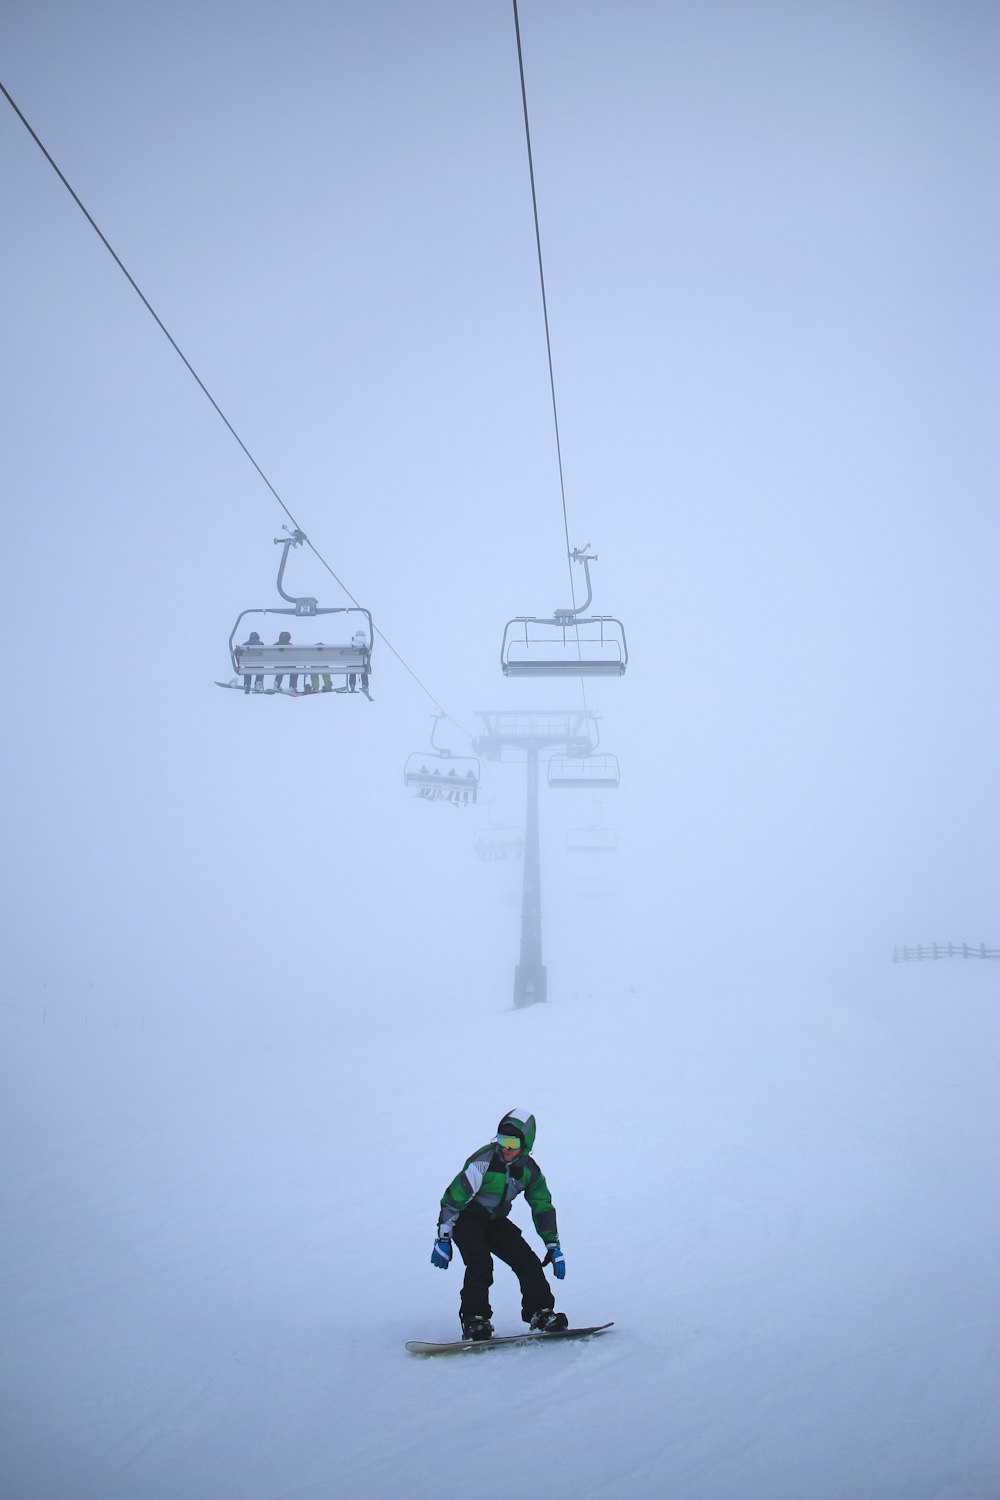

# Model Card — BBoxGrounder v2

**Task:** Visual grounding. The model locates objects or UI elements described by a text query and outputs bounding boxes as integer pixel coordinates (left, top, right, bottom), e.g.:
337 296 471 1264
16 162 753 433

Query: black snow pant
452 1213 554 1325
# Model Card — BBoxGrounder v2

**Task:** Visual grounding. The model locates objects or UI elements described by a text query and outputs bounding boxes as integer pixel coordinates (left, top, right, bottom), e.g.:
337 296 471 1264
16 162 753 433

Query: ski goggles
495 1134 522 1152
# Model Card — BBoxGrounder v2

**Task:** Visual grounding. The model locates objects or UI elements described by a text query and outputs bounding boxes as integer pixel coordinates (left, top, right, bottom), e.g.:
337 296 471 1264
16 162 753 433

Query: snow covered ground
4 957 1000 1500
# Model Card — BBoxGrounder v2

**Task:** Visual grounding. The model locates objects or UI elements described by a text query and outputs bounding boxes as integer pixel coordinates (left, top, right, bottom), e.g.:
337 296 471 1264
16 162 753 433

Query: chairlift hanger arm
429 712 452 757
273 527 319 611
553 546 596 621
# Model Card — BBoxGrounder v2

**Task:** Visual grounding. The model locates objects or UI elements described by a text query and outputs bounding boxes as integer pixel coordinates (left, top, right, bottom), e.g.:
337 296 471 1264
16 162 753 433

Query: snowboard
215 681 301 694
405 1322 613 1356
215 680 374 700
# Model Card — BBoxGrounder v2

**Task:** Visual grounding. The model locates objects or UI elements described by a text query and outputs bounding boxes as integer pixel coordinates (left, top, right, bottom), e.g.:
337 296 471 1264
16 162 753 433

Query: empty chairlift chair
501 547 628 679
547 753 621 791
565 799 617 855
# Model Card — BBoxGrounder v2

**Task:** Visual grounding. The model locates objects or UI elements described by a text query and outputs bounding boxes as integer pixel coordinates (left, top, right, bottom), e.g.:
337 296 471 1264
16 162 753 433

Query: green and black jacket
436 1108 559 1247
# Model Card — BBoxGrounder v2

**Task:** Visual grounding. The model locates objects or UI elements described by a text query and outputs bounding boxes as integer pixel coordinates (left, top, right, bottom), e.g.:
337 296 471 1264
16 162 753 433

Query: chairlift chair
472 801 523 859
404 714 480 806
473 828 525 861
547 753 621 791
565 827 618 855
501 547 628 679
565 798 618 854
218 530 374 698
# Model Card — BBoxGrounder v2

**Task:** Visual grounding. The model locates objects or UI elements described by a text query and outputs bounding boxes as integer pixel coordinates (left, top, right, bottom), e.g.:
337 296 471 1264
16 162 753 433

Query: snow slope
3 959 1000 1500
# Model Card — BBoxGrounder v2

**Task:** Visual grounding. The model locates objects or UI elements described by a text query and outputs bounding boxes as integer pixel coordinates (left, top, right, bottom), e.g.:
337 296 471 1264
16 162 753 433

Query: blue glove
545 1244 566 1280
431 1236 452 1269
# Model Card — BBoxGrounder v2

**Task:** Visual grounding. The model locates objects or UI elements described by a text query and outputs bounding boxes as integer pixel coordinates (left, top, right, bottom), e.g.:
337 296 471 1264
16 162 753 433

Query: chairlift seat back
235 642 369 675
503 657 625 678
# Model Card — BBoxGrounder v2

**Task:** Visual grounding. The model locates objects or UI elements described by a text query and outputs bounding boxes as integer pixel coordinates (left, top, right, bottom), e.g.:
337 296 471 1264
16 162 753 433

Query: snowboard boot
461 1313 494 1343
529 1309 569 1333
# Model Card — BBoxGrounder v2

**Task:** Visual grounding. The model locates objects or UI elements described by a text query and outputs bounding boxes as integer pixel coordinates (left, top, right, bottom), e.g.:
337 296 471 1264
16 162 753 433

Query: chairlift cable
1 76 471 735
0 82 306 539
511 4 591 717
511 2 577 611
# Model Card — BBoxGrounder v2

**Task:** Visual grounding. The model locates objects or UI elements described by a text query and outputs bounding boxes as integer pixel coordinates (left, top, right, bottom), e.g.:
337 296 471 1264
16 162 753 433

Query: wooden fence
892 943 1000 963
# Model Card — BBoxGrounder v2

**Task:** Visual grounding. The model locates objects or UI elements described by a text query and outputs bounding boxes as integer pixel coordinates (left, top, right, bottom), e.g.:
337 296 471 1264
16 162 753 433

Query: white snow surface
3 961 1000 1500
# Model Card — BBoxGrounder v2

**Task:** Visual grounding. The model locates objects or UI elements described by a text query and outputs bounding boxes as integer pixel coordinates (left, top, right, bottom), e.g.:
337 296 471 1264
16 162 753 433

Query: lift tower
474 711 593 1009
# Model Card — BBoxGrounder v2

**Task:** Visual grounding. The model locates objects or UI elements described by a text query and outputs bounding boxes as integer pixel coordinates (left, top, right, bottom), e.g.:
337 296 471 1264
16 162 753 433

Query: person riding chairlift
273 630 297 693
241 631 265 694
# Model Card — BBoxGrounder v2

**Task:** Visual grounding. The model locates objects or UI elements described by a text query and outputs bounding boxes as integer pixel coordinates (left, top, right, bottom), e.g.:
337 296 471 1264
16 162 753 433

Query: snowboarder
241 631 265 693
306 645 333 695
430 1107 568 1342
347 629 370 695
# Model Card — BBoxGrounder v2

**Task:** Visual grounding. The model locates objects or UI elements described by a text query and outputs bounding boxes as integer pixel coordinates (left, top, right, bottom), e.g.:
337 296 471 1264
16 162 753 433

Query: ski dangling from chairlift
403 714 481 807
501 546 628 678
216 529 374 700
